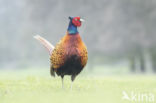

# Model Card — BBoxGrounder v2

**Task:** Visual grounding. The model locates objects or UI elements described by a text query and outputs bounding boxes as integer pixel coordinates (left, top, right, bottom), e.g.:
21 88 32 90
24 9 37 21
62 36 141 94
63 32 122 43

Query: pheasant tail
34 35 54 55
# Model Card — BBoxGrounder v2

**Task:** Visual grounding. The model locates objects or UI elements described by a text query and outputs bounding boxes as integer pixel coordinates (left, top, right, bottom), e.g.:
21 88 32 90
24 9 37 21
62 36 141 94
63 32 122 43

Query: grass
0 68 156 103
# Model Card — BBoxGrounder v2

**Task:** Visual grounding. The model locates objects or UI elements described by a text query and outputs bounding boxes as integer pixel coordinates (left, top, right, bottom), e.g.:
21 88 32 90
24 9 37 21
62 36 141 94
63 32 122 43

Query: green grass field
0 68 156 103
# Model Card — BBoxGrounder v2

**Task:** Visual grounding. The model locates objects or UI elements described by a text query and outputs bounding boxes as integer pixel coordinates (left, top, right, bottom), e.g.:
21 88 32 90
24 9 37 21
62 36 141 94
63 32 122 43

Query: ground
0 68 155 103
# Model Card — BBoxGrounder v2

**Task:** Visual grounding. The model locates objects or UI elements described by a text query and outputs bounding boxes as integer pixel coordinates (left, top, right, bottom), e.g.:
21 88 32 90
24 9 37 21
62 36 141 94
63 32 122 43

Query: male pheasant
34 16 88 89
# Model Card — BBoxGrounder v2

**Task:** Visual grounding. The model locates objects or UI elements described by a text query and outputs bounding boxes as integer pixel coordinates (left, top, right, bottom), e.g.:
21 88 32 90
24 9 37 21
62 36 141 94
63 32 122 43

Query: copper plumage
34 16 88 89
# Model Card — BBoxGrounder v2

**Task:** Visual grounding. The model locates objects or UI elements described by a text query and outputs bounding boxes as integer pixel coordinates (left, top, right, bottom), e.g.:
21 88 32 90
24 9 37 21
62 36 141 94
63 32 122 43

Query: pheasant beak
80 19 85 22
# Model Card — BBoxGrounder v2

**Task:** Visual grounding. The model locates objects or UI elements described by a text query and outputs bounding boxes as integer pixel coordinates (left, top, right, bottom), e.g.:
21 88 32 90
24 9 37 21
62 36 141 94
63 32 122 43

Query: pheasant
34 16 88 89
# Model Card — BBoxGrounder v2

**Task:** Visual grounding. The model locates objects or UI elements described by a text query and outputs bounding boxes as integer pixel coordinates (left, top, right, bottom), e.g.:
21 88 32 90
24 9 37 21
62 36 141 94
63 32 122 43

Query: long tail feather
34 35 54 55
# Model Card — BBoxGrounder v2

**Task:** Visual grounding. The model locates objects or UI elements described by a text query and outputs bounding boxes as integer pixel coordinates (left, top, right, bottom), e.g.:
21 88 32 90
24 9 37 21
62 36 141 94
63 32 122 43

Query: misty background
0 0 156 74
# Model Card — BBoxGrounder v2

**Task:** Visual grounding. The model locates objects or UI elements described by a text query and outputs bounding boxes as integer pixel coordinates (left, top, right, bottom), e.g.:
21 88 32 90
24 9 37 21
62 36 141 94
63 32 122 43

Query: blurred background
0 0 156 75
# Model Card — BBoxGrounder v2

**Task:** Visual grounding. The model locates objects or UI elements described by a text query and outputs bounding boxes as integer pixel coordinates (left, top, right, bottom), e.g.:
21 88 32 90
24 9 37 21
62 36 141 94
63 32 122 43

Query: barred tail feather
34 35 54 55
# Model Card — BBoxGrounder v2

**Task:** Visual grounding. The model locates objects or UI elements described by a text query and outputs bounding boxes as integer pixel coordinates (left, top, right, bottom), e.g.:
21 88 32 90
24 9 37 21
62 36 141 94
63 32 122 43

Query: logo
122 91 154 102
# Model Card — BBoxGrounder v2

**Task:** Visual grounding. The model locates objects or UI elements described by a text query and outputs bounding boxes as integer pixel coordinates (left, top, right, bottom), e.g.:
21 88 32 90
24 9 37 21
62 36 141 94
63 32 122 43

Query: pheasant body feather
50 33 88 76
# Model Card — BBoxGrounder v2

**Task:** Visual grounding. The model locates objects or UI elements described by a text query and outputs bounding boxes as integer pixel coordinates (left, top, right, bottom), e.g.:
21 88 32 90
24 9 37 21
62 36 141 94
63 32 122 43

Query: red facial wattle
72 17 81 27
